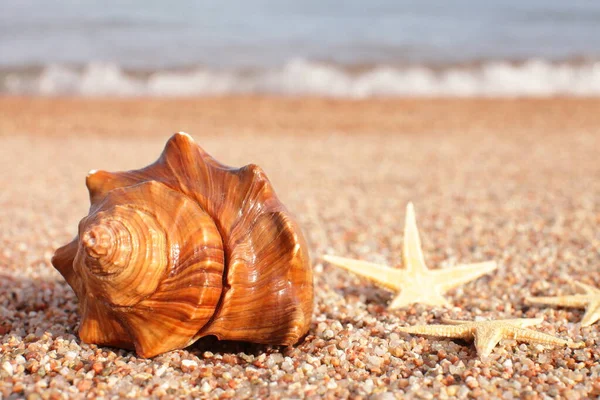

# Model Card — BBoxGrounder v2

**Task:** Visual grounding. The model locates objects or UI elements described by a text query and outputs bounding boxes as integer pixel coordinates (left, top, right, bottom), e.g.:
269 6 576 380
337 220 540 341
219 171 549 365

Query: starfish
398 318 584 358
526 281 600 327
323 203 497 309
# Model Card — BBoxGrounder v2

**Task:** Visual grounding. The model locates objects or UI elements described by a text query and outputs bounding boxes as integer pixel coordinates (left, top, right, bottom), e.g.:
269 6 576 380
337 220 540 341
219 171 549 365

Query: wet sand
0 96 599 398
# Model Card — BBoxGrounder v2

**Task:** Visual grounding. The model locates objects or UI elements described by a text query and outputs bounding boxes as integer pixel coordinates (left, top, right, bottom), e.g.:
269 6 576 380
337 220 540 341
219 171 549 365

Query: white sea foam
3 59 600 97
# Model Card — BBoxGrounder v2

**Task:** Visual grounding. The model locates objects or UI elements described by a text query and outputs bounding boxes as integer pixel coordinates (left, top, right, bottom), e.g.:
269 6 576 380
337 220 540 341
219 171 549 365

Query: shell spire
52 132 313 357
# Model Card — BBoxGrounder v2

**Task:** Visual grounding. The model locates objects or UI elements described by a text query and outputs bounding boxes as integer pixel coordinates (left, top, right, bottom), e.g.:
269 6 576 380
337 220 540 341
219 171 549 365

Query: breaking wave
2 58 600 97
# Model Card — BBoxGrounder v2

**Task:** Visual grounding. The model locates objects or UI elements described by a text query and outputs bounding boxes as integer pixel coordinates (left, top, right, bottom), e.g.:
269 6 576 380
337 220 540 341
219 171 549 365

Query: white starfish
398 317 584 358
324 203 497 309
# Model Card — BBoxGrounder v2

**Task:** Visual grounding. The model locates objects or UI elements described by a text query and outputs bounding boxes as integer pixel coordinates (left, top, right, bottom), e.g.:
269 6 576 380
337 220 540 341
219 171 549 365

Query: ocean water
2 0 600 96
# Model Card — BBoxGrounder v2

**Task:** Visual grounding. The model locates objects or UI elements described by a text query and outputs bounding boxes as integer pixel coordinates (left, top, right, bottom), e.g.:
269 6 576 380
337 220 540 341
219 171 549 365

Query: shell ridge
156 138 234 343
191 160 312 345
156 136 246 343
113 179 225 353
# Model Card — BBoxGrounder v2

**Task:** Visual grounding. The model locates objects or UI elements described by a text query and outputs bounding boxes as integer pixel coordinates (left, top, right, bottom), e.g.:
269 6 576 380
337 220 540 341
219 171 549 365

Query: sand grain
1 96 599 398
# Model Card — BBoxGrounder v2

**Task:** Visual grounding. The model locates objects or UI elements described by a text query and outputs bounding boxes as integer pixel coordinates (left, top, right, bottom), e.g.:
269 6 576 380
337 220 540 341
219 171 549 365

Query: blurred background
2 0 600 97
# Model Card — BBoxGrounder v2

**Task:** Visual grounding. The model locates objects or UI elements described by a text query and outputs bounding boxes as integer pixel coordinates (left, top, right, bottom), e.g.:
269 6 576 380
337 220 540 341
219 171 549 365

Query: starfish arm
525 294 591 309
504 326 583 348
441 318 543 328
497 318 544 328
581 300 600 327
388 290 451 310
397 324 472 339
433 261 497 292
323 255 402 291
474 327 505 358
440 318 471 325
574 281 600 295
402 203 428 274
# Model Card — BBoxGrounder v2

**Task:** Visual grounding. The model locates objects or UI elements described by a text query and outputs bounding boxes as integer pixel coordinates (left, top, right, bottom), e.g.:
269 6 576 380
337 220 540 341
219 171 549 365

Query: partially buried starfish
398 318 584 358
526 280 600 327
323 203 497 309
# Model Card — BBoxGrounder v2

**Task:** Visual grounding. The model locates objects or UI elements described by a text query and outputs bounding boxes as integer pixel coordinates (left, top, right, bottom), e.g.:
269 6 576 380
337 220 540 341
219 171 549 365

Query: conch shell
52 133 313 357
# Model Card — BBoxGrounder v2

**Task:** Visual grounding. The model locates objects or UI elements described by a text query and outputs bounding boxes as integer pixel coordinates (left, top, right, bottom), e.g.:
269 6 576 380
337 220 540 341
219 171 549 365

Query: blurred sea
2 0 600 96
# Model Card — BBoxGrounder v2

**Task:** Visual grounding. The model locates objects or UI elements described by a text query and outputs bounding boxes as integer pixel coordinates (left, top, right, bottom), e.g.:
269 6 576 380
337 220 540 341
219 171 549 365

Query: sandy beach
1 96 599 398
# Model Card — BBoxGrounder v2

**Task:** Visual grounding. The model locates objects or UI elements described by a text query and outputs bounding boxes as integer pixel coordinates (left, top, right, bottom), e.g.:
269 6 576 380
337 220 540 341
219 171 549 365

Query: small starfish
398 318 584 358
526 281 600 327
323 203 497 309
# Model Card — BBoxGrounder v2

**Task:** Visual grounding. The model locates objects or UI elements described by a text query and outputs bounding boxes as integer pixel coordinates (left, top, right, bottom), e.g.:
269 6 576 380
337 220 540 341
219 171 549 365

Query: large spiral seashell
52 133 313 357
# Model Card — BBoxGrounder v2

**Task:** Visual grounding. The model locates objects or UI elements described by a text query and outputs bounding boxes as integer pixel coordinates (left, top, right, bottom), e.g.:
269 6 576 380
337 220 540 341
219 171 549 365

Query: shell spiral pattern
51 133 313 358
